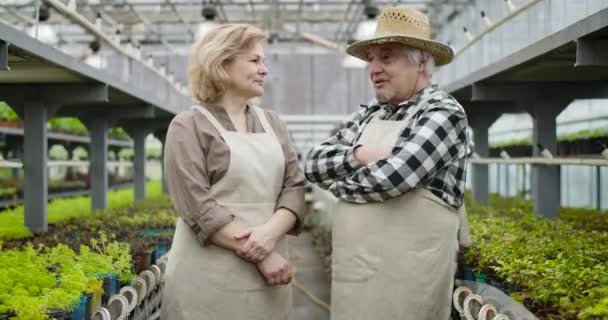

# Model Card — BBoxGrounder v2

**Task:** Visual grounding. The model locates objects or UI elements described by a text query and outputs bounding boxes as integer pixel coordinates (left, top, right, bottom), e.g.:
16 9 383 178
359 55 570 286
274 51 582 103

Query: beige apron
331 112 469 320
161 105 293 320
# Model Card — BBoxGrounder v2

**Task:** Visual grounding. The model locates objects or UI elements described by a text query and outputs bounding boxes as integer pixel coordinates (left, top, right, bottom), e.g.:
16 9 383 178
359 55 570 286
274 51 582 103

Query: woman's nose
259 63 269 75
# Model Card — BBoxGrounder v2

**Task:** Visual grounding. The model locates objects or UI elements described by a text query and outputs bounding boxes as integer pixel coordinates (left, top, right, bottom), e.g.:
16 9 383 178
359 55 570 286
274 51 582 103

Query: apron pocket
333 248 380 283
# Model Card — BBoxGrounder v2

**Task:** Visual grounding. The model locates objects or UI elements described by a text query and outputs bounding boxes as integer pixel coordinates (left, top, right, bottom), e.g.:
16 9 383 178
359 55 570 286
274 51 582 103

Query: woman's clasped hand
235 224 293 285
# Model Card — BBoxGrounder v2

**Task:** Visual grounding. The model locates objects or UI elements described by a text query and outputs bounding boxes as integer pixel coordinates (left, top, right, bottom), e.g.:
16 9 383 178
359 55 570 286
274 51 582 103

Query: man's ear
419 61 425 72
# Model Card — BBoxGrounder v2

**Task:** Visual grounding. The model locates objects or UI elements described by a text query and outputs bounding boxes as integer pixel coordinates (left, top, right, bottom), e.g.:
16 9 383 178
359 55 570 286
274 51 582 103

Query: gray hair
405 47 436 79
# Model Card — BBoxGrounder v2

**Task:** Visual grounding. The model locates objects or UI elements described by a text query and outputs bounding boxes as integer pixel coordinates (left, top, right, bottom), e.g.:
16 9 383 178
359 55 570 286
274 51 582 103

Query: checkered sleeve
304 108 370 189
328 102 468 202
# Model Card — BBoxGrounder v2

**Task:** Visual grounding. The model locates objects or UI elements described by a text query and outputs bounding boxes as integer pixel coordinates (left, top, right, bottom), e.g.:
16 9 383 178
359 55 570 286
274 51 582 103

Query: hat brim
346 34 454 66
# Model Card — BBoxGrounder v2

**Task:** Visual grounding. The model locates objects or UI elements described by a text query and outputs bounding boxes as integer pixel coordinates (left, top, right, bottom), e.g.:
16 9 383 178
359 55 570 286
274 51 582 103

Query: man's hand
257 252 292 286
354 145 393 165
235 224 279 263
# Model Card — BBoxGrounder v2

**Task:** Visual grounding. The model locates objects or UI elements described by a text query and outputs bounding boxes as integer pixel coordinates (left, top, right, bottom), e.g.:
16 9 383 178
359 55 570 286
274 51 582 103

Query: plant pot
523 297 538 313
102 275 119 304
132 252 150 274
46 308 69 320
473 272 487 284
155 239 169 260
462 264 475 281
89 287 103 320
83 292 94 320
70 296 87 320
149 249 158 266
0 312 15 320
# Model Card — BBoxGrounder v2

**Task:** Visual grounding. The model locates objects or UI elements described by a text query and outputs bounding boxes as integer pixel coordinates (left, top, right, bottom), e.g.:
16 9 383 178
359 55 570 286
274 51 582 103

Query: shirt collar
360 84 438 110
202 102 252 115
387 84 438 110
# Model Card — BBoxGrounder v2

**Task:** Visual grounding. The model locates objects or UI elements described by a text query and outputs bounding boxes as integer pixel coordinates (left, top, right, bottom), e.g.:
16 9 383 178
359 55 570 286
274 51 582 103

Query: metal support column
469 112 500 205
22 101 57 232
0 40 9 71
87 119 109 211
154 129 168 194
132 128 148 201
122 117 170 201
528 100 568 219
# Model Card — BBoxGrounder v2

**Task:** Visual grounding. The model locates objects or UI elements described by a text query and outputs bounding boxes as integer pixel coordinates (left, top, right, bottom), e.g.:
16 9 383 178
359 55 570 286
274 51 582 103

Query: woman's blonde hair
189 24 268 103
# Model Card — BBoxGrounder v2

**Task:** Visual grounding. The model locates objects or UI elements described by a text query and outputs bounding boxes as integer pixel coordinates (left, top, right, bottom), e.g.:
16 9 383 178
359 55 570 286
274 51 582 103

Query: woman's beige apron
161 105 293 320
331 112 469 320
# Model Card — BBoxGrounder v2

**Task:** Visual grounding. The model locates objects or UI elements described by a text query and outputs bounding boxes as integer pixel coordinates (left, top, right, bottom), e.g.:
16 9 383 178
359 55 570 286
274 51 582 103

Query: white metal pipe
470 157 608 167
0 160 22 168
455 0 543 57
43 0 183 93
0 160 134 168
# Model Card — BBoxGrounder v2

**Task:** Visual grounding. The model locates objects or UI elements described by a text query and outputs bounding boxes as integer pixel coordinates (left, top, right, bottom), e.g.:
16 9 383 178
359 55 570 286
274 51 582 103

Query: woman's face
224 41 268 99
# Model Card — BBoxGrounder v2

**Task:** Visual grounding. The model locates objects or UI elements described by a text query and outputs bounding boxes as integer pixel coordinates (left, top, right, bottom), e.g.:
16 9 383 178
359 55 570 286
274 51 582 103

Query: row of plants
0 183 177 319
484 193 608 232
490 128 608 157
0 181 163 240
0 238 131 319
45 145 159 161
0 102 130 140
463 193 608 319
0 175 134 202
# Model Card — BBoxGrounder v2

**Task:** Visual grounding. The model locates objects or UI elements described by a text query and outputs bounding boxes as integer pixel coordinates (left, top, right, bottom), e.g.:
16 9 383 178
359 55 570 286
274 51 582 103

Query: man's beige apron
331 112 469 320
161 105 293 320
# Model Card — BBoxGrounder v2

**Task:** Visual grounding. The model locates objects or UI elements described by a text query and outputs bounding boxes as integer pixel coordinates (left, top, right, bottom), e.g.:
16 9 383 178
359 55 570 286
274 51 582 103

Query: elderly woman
161 24 306 320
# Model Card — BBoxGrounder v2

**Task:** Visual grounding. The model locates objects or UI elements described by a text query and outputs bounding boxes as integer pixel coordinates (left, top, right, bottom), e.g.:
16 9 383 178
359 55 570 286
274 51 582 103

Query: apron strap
252 106 278 139
191 105 227 135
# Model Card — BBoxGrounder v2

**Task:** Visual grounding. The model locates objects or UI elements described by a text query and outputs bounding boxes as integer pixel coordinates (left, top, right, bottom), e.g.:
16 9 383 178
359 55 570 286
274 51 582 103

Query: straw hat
346 5 454 66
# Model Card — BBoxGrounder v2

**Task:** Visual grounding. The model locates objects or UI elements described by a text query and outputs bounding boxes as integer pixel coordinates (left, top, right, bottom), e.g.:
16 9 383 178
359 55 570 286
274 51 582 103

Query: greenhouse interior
1 0 608 319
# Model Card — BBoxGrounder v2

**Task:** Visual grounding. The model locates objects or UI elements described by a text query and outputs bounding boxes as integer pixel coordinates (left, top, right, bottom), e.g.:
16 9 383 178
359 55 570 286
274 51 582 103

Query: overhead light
196 21 219 40
363 4 379 20
201 5 217 21
36 3 51 22
27 24 58 46
196 5 219 39
84 54 108 69
353 20 377 41
353 3 379 41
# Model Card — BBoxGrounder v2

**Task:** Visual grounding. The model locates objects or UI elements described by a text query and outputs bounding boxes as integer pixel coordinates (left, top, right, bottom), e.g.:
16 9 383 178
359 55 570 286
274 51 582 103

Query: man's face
366 43 421 105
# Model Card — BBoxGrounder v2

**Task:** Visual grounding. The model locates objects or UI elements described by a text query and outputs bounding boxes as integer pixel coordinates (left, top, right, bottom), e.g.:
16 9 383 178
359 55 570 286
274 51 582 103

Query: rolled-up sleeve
267 112 307 235
164 116 234 245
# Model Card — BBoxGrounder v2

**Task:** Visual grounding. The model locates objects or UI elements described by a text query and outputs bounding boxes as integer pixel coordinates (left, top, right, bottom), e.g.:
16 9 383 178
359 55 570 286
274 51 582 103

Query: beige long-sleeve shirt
164 104 306 245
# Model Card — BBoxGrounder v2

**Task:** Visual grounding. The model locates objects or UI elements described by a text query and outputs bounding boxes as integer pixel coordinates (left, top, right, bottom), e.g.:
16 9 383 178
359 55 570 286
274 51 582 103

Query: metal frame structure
438 3 608 218
0 0 471 55
0 18 186 232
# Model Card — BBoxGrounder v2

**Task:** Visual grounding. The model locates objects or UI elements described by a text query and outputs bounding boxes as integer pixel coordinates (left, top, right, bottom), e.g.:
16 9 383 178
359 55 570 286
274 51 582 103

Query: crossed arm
305 104 468 203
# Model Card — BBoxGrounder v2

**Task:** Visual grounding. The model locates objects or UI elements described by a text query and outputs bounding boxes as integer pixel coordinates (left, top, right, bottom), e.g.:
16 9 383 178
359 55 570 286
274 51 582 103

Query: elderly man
305 5 470 320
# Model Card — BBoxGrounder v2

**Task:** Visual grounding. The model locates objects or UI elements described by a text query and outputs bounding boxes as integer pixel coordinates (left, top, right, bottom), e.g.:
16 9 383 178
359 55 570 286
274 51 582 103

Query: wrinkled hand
234 224 278 263
257 252 292 286
354 145 393 165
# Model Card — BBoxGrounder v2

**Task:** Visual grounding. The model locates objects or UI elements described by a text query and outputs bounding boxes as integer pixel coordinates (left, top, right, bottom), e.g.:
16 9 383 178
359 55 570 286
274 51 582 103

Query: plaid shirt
305 85 469 208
